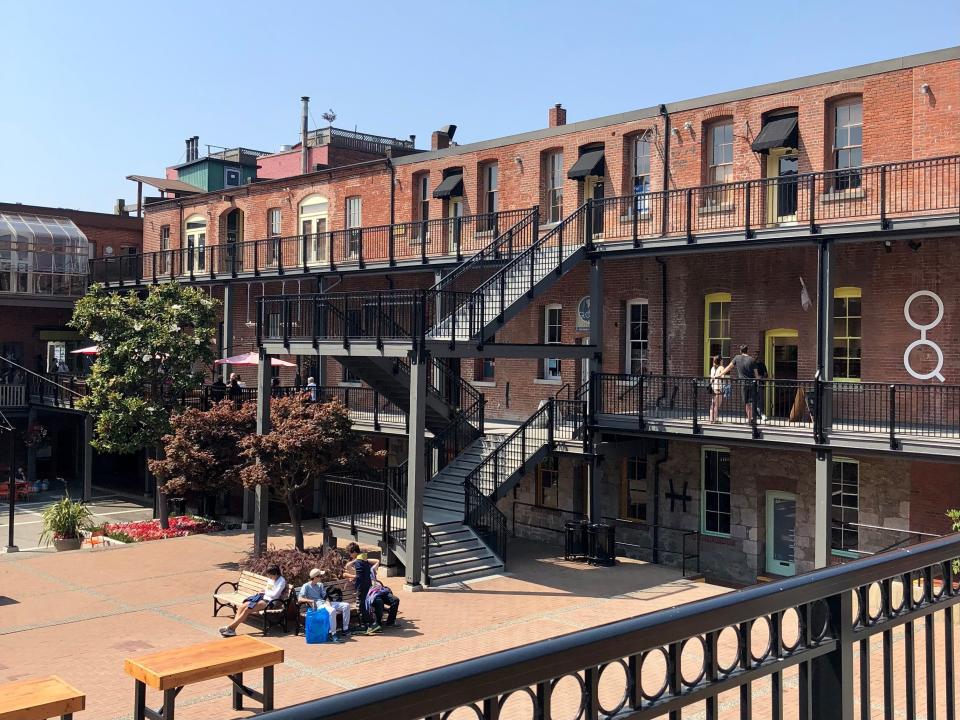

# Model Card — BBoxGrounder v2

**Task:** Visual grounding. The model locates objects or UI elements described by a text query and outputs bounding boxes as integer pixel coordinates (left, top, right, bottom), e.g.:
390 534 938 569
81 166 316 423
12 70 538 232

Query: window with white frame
184 215 206 272
832 98 863 190
831 458 859 555
417 175 430 222
483 163 499 214
345 196 362 258
701 447 731 536
632 133 652 212
705 121 733 206
626 300 649 374
543 304 562 380
159 225 170 273
267 208 281 266
536 457 560 508
620 456 648 521
299 195 328 264
545 152 563 223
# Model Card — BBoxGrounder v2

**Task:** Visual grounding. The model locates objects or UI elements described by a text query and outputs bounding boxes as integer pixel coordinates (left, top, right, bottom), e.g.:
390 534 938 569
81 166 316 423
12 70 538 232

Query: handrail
255 532 960 720
427 207 539 292
592 372 960 448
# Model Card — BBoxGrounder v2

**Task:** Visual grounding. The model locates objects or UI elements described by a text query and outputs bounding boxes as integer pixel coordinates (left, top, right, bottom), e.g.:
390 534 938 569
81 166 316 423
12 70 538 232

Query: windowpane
832 291 862 380
546 152 564 223
705 298 731 371
537 458 559 508
831 460 859 553
620 456 647 520
627 301 649 374
702 449 731 536
833 99 863 189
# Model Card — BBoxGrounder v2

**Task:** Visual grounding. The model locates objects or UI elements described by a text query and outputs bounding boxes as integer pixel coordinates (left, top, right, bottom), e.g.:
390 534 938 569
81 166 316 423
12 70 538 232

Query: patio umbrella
214 351 296 367
69 345 100 355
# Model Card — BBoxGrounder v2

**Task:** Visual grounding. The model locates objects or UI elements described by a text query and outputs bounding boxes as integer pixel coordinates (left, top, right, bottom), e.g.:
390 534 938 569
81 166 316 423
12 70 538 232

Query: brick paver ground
0 521 725 719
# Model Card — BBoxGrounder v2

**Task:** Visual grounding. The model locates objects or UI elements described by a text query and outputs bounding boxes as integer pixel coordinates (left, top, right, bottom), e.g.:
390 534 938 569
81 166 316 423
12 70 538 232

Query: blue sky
1 0 957 213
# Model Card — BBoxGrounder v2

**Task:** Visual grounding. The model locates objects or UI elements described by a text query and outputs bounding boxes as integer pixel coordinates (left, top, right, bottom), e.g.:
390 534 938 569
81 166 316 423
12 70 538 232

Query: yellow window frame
833 287 862 383
703 292 732 376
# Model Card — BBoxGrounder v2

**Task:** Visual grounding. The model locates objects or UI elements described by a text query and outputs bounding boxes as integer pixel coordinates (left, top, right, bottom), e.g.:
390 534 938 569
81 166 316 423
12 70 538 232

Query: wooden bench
212 570 290 634
124 635 283 720
292 578 359 636
0 675 85 720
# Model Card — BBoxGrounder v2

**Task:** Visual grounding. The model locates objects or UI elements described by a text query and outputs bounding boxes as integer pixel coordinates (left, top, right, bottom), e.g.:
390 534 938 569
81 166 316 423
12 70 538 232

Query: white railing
0 384 26 407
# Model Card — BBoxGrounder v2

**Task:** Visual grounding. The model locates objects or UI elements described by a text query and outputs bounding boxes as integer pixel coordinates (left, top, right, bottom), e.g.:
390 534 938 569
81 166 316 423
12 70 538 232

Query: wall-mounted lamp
919 83 931 95
671 127 680 136
883 239 894 254
908 240 923 253
515 156 523 167
683 121 693 133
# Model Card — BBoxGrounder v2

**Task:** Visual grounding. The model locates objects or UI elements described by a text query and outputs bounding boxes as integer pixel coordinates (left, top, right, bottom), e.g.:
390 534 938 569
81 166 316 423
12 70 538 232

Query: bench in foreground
0 675 85 720
123 635 283 720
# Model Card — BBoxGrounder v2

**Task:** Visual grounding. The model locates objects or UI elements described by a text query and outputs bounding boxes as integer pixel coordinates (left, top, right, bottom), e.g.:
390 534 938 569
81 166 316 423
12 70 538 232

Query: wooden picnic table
123 635 283 720
0 675 85 719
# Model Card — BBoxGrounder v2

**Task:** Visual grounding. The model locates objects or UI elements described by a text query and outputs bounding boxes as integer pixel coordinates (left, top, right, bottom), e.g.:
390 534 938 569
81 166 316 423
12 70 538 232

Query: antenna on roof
321 109 337 127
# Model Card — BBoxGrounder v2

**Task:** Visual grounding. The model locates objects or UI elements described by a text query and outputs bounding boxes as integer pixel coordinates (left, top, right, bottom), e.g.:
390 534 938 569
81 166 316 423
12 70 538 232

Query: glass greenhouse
0 213 90 296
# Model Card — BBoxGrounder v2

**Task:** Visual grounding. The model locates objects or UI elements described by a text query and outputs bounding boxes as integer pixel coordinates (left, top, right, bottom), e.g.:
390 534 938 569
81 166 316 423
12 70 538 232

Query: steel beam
253 348 271 555
404 352 428 589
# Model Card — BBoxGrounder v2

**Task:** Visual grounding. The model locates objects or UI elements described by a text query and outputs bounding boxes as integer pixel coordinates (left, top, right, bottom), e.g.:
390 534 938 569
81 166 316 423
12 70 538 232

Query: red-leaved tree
149 400 256 497
240 394 377 550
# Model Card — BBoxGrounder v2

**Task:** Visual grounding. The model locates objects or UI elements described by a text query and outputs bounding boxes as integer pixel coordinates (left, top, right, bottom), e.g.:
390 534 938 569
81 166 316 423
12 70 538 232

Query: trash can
167 496 185 517
587 523 616 567
565 519 589 561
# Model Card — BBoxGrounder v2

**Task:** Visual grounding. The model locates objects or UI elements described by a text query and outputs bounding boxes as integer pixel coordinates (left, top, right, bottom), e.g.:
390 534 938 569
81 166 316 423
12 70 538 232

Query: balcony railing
257 289 486 350
89 208 532 286
256 532 960 720
593 373 960 448
0 384 26 408
591 153 960 245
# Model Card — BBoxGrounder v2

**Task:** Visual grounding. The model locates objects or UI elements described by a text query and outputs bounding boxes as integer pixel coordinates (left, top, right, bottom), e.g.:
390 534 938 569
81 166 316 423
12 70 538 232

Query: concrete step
428 546 490 564
424 498 464 514
428 561 505 586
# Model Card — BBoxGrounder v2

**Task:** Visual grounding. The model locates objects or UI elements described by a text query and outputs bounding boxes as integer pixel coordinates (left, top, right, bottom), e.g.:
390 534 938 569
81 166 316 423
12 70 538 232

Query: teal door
765 491 797 576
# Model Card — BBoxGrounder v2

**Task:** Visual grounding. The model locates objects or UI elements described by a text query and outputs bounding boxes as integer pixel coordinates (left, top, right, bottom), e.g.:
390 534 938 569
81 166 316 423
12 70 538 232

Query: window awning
433 173 464 199
567 150 605 179
750 116 799 153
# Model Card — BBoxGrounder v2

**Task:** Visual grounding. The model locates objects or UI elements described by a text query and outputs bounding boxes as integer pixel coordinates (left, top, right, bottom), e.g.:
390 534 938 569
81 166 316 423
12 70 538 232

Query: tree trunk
149 446 169 530
286 495 304 551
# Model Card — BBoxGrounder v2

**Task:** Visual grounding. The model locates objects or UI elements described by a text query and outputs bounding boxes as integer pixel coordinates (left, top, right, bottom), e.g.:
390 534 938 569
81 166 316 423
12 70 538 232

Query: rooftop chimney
431 131 449 151
549 104 566 128
301 97 310 174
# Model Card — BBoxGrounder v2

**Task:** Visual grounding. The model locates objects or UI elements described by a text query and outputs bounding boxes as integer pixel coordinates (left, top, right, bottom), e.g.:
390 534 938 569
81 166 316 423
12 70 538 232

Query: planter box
53 537 81 552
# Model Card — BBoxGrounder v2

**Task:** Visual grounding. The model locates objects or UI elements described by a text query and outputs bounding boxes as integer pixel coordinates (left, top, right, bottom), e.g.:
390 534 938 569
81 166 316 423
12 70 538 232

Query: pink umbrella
70 345 100 355
215 351 296 367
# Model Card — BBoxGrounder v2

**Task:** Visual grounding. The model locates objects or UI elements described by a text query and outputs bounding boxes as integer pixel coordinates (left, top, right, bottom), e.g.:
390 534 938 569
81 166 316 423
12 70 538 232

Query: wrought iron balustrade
256 531 960 720
592 372 960 448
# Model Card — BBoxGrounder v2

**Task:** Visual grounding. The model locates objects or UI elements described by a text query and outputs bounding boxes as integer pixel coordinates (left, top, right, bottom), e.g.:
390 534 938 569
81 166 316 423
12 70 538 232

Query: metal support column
404 351 428 589
83 414 94 503
26 407 37 487
815 449 832 569
221 282 235 382
253 348 271 556
588 255 603 377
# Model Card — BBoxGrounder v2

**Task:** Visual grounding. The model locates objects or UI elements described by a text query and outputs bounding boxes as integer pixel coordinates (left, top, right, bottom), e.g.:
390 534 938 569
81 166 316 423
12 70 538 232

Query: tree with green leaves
70 283 219 527
240 394 377 550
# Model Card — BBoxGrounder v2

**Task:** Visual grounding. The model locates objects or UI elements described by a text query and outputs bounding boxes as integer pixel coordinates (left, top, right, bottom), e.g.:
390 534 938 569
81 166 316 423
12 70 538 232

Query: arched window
183 214 207 272
298 195 329 264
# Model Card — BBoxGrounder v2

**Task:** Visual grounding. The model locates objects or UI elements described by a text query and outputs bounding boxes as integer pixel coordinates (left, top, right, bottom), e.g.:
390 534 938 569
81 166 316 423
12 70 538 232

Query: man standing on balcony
753 350 769 422
723 346 761 422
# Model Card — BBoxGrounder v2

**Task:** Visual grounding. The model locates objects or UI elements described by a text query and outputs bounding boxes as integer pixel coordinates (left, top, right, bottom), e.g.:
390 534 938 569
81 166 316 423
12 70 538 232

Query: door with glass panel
765 491 797 576
447 198 463 255
299 196 328 266
184 216 206 274
766 150 799 224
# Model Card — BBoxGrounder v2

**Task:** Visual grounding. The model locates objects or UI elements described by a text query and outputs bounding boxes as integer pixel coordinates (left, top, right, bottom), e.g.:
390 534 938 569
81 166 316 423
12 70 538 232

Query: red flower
103 515 221 543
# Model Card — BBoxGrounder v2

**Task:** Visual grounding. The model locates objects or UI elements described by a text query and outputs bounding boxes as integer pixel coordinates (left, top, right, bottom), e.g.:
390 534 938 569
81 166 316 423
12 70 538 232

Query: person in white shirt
220 565 286 637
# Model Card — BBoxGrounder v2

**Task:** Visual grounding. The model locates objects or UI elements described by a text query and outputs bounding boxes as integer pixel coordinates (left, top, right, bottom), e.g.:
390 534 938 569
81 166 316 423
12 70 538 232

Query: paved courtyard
0 520 726 719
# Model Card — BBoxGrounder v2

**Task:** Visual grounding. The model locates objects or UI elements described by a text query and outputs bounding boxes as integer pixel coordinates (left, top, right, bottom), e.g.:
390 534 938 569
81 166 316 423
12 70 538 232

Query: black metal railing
601 519 702 577
464 478 507 567
593 372 960 448
257 288 486 351
466 400 554 499
589 153 960 245
28 373 89 409
89 209 531 286
430 204 590 344
256 531 960 720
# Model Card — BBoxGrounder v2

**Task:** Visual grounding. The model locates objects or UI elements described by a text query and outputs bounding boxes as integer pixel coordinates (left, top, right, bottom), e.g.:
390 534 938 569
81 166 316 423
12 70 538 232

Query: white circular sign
903 290 945 382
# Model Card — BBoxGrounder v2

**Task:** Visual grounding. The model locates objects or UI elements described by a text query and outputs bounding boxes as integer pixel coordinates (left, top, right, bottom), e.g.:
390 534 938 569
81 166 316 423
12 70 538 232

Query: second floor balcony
90 154 960 288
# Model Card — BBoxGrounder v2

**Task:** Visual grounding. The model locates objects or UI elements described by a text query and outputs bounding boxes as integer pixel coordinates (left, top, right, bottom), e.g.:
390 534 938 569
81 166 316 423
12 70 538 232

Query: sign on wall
903 290 944 382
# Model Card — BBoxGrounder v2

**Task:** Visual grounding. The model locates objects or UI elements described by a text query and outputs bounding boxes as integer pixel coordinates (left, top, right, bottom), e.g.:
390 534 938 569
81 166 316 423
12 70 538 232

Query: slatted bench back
237 571 271 598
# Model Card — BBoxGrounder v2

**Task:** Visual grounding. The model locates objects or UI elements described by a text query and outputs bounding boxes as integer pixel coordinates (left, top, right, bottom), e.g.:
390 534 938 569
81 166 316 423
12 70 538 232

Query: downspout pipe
388 158 396 227
656 257 668 375
659 104 671 237
301 97 310 175
651 438 668 564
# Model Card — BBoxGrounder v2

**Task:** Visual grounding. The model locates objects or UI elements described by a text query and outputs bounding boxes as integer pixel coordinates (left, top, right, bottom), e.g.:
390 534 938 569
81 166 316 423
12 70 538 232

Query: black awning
433 173 464 198
567 150 605 179
751 116 799 153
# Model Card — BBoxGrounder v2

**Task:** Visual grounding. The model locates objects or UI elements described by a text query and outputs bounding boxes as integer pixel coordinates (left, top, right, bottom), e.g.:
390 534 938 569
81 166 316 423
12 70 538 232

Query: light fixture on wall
909 240 923 253
683 121 693 133
515 156 523 167
884 239 894 254
919 83 931 95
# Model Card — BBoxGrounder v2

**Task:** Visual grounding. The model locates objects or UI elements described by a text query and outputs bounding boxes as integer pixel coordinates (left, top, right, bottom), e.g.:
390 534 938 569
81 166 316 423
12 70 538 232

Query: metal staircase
428 203 591 344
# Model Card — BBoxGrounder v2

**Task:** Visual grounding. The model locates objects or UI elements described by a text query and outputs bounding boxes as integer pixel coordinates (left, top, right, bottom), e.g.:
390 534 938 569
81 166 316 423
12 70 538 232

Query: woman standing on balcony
709 355 727 423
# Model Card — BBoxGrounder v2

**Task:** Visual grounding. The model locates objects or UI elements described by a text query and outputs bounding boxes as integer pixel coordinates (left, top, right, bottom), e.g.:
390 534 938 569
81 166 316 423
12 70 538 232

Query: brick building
0 203 142 497
96 46 960 585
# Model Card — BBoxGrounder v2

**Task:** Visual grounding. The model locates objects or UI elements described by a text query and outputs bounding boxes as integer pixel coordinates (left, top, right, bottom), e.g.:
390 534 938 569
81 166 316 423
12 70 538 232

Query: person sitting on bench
364 580 400 634
298 568 351 643
220 565 286 637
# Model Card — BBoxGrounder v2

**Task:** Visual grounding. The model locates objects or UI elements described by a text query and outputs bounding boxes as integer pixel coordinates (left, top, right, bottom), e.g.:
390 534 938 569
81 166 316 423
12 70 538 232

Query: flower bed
241 546 347 587
103 515 222 543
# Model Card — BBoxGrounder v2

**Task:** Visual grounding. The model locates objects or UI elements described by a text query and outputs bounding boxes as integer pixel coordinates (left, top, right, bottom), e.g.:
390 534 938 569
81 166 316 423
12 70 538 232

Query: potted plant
40 497 93 551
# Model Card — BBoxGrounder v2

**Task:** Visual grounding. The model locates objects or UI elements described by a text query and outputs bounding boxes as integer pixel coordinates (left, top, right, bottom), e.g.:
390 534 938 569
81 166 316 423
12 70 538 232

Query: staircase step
424 499 464 514
428 546 489 563
428 562 505 586
424 488 464 502
428 553 496 570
